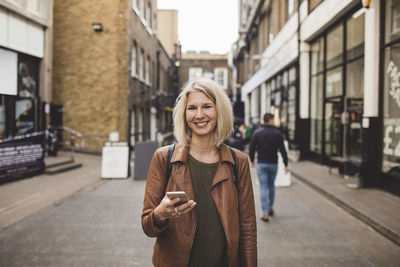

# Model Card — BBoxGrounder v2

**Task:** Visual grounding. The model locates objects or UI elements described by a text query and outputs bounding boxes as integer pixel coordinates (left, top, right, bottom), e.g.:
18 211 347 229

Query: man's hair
263 113 274 123
172 78 233 147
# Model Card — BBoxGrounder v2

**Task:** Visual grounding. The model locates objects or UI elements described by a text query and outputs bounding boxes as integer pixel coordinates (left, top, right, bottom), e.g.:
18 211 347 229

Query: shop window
346 58 364 98
326 67 343 98
310 74 323 153
386 0 400 42
382 41 400 175
326 24 343 69
311 38 324 75
347 11 365 60
15 99 34 135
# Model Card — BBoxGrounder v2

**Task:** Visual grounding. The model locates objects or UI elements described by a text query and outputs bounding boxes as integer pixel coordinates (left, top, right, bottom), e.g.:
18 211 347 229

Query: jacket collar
171 143 235 166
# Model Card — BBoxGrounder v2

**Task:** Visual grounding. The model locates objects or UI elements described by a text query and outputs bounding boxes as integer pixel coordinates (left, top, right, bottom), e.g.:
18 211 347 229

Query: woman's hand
153 195 197 224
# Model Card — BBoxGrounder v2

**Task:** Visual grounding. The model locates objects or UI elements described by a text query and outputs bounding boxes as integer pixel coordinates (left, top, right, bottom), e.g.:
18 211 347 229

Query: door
324 98 342 157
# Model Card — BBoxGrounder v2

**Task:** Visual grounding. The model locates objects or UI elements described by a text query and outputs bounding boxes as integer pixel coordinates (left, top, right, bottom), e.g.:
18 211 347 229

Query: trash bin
134 141 158 180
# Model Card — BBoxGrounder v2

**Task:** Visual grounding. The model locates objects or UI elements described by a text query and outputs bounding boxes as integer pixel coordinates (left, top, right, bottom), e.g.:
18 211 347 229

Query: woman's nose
195 108 204 117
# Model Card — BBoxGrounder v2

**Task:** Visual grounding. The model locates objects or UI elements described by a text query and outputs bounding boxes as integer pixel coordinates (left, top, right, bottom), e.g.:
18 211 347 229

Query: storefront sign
0 132 45 182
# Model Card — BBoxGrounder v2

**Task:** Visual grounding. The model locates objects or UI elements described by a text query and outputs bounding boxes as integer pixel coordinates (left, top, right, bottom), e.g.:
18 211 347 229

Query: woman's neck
189 138 219 163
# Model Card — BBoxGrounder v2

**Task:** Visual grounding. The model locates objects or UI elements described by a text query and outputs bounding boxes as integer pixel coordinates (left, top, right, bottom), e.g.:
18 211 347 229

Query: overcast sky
157 0 239 54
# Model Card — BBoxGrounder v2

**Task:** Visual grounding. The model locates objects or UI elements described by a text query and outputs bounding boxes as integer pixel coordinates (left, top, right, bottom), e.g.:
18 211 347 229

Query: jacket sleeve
237 153 258 266
141 147 170 237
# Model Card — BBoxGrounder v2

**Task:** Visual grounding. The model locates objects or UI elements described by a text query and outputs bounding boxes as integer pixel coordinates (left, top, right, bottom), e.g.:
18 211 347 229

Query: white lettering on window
387 60 400 109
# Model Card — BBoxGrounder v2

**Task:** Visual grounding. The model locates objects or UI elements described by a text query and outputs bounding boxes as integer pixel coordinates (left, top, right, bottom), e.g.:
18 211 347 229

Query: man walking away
249 113 289 222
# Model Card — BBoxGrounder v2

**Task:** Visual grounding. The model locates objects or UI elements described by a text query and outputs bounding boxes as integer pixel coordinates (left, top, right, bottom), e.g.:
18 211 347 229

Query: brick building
53 0 179 152
234 0 400 194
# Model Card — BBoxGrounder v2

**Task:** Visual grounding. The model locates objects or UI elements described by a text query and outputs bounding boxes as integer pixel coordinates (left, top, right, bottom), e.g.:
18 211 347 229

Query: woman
142 79 257 267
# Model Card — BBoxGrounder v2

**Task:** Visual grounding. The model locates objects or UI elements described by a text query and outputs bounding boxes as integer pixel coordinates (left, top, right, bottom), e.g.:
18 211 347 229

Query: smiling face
185 90 217 140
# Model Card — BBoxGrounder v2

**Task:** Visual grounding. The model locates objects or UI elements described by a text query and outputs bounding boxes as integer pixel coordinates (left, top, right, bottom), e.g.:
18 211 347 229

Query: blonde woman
142 78 257 267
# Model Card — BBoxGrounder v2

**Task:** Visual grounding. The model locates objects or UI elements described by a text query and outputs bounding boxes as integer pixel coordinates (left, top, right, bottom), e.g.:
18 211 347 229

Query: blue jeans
257 162 278 215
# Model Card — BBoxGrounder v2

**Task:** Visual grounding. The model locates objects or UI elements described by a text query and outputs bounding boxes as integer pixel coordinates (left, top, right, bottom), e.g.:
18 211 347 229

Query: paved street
0 157 399 267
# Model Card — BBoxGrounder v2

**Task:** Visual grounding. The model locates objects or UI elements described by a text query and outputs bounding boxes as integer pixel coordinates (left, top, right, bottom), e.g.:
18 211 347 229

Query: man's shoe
268 208 274 216
260 215 269 222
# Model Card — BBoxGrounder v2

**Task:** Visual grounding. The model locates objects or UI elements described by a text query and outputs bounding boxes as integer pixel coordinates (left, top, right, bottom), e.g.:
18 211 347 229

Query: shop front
0 48 42 139
308 5 365 172
380 0 400 193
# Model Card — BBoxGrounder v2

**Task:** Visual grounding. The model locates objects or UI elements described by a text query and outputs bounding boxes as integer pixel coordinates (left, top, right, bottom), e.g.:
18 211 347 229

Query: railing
47 125 107 157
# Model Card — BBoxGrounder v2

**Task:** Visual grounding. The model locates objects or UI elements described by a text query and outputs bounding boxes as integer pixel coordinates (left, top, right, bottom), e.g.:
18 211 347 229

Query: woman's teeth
195 122 207 127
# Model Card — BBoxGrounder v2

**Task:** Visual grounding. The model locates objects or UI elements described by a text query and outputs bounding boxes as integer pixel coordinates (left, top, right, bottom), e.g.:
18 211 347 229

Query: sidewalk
0 151 104 230
290 160 400 247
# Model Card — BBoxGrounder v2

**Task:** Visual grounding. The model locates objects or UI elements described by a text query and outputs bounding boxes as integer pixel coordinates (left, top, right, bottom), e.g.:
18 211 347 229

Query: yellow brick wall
53 0 128 152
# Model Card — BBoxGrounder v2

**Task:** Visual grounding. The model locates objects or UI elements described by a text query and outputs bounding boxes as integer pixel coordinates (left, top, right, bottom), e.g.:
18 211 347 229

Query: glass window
139 49 144 79
131 43 137 77
15 99 34 135
326 24 343 69
382 42 400 175
326 67 342 97
250 87 261 125
268 13 274 44
287 0 294 18
147 2 152 27
214 68 228 89
346 58 364 98
146 56 150 83
310 74 323 152
189 68 202 80
282 71 288 87
311 38 324 75
347 11 365 60
385 0 400 43
289 66 296 83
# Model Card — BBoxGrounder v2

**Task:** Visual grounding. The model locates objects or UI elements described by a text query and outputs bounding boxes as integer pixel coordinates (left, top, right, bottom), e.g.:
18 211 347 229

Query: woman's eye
187 106 196 110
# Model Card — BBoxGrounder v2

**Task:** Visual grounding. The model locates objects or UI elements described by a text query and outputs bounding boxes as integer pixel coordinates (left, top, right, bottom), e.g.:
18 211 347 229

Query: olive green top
187 154 227 267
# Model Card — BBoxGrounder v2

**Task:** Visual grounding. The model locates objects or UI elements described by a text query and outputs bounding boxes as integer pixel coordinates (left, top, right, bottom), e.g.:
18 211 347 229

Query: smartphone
166 191 188 205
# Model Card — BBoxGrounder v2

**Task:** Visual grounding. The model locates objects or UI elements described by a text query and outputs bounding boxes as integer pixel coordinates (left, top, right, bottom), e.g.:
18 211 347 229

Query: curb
291 170 400 247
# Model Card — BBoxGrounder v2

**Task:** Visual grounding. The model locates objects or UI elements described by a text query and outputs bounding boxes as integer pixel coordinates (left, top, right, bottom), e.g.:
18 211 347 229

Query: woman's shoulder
229 146 249 162
153 144 173 158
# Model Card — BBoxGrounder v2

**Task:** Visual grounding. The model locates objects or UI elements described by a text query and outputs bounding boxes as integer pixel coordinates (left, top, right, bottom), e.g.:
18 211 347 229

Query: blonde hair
173 78 233 147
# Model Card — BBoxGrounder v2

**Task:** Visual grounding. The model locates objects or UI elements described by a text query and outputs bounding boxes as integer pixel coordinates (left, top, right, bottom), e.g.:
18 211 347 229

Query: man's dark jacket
249 125 288 166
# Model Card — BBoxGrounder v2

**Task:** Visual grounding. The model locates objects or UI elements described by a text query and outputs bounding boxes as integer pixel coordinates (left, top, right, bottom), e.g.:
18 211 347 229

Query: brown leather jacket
142 143 257 267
